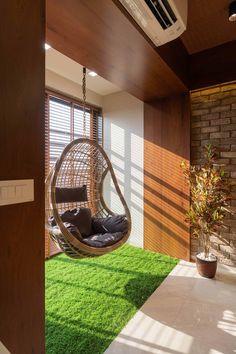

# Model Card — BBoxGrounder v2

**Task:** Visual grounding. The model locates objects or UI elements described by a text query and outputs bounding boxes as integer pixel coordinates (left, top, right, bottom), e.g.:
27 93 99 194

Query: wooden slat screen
45 90 103 258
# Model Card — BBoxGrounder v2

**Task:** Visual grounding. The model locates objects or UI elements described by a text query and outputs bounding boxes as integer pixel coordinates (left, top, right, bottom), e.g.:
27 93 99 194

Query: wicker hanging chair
45 138 131 258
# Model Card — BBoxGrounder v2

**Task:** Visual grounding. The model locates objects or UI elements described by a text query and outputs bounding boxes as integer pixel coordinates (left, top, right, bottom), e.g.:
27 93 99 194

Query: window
45 91 103 258
45 91 103 174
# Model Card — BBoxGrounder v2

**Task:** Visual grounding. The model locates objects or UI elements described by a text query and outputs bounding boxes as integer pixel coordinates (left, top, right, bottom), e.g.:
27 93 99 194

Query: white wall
46 69 103 107
103 92 144 248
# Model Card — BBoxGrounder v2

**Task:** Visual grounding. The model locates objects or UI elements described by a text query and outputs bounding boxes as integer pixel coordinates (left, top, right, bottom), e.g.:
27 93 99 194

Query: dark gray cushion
55 185 87 203
92 215 128 234
49 208 92 237
82 232 124 248
50 222 83 241
64 222 83 240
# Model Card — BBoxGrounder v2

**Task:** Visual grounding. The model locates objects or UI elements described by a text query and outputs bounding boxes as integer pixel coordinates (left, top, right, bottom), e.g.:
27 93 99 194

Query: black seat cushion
50 223 124 248
49 208 92 237
55 185 88 203
92 215 128 234
50 222 83 241
64 222 84 240
82 232 124 248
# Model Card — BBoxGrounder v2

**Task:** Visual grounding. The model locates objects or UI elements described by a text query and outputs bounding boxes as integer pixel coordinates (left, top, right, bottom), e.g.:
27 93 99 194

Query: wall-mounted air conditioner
119 0 188 46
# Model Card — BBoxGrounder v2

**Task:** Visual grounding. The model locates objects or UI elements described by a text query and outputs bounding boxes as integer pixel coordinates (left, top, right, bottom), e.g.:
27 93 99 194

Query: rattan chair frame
45 138 131 258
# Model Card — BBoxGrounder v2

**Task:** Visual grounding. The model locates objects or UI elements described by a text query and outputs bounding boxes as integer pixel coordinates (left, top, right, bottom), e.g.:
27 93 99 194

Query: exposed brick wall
191 82 236 266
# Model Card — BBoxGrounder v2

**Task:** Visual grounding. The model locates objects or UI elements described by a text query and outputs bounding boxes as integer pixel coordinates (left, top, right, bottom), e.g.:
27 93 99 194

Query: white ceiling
46 48 121 96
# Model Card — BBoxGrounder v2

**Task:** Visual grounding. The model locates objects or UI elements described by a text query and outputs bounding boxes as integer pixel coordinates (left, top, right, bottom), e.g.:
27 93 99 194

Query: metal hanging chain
82 67 87 137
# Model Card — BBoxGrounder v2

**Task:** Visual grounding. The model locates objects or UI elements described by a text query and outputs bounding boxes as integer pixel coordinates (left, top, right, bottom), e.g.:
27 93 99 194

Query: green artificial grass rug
46 244 178 354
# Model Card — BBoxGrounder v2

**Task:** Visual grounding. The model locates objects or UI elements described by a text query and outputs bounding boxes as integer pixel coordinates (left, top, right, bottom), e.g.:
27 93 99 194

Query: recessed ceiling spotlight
229 1 236 21
45 43 51 50
88 71 98 77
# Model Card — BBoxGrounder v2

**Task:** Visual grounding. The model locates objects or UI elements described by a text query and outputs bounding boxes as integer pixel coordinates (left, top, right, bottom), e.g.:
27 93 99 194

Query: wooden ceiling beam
190 41 236 90
46 0 188 102
156 39 189 88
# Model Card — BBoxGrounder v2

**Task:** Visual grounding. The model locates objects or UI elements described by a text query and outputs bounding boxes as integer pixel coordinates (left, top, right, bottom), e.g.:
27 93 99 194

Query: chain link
82 67 86 137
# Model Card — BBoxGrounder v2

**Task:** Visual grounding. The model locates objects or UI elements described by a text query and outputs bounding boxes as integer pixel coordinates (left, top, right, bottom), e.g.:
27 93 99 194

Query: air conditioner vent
119 0 187 46
145 0 177 30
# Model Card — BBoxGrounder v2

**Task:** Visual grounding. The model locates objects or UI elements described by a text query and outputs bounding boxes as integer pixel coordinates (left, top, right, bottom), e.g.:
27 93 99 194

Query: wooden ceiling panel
181 0 236 54
46 0 188 102
190 40 236 90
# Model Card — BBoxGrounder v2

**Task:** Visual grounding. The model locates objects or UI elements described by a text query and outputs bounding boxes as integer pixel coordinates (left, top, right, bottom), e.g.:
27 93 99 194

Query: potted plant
181 144 232 278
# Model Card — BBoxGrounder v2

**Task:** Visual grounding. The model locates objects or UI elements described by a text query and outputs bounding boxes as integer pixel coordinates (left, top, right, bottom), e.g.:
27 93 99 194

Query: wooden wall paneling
144 94 190 261
46 0 188 102
0 1 45 353
190 40 236 90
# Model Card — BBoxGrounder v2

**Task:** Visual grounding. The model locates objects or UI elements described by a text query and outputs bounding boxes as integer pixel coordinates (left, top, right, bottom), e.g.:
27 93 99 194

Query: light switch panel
0 180 34 206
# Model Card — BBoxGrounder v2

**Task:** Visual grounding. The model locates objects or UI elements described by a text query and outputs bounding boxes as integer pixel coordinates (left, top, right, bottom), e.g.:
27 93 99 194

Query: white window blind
74 105 90 139
45 92 103 169
49 97 71 168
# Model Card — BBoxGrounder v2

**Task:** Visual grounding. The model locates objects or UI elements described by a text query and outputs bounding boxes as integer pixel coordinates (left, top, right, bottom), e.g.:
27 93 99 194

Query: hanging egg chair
45 68 131 258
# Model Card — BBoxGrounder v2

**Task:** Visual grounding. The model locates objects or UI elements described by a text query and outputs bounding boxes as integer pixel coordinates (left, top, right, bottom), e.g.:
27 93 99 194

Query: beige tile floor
105 260 236 354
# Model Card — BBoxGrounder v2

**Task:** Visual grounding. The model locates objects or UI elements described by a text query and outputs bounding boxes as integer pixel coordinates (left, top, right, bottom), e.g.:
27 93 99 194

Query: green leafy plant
181 144 232 259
